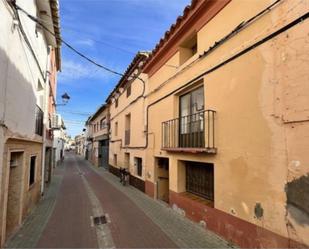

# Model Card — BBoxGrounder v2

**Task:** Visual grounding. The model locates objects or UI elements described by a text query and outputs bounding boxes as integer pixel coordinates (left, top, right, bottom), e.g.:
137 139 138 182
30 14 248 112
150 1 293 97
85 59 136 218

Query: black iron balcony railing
161 110 216 153
124 129 130 145
35 105 44 136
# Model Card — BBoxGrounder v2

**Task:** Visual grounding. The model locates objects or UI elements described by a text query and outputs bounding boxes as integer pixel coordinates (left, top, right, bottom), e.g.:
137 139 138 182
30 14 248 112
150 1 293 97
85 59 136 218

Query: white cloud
75 39 95 47
58 59 111 83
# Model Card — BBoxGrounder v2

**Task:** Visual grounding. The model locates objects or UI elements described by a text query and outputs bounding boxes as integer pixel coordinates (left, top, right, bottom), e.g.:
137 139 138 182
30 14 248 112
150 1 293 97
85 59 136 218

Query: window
185 162 214 201
100 118 106 129
126 85 131 97
114 154 117 166
125 114 131 145
115 98 118 108
179 33 197 65
29 156 36 187
135 157 143 177
114 122 118 136
179 86 205 147
35 105 43 136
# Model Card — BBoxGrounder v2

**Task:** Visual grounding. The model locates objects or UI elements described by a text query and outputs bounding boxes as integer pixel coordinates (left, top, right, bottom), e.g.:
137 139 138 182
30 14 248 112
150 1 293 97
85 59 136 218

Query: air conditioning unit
51 113 62 129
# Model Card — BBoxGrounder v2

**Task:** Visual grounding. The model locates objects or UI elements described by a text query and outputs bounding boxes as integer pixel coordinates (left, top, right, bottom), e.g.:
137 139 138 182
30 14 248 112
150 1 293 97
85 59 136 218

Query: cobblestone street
6 153 233 248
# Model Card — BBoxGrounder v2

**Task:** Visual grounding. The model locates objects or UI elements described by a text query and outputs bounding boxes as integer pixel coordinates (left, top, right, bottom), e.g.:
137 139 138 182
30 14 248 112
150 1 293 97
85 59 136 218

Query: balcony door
179 86 205 147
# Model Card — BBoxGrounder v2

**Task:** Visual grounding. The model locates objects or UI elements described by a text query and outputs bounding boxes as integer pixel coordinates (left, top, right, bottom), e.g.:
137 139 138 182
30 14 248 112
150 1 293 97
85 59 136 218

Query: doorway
6 152 24 239
45 147 52 184
99 139 109 169
179 86 205 148
156 157 169 203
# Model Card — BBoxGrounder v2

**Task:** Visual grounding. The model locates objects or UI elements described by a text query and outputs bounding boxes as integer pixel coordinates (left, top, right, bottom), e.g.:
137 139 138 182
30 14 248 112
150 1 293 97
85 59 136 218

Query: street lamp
55 93 70 106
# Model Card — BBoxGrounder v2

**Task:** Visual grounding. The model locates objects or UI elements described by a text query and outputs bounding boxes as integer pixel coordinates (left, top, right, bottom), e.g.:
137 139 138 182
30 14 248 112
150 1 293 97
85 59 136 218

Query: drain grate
93 215 107 225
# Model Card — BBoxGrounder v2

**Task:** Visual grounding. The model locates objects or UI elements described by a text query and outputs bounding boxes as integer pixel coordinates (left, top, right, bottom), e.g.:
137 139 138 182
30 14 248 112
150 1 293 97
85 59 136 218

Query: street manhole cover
93 215 107 225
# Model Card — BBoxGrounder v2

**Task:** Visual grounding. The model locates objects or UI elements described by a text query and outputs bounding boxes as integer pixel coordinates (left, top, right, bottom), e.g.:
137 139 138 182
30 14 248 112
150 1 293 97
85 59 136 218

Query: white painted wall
53 129 65 163
0 0 51 138
0 127 4 208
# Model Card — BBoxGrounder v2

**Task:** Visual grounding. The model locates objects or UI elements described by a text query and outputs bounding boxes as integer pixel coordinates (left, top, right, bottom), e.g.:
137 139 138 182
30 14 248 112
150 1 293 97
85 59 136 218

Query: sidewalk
5 164 65 248
84 158 236 248
6 154 237 249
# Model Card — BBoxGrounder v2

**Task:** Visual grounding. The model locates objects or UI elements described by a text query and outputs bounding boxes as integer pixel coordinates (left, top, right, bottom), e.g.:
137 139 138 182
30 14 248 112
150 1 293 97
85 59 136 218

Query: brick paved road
36 156 98 248
78 159 177 248
6 153 234 248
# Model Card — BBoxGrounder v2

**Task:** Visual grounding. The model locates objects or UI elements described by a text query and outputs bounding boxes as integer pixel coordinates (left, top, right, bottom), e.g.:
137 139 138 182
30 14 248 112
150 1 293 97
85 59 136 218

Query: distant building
86 104 110 168
106 52 149 191
75 133 86 157
44 46 61 184
0 0 61 246
52 115 66 165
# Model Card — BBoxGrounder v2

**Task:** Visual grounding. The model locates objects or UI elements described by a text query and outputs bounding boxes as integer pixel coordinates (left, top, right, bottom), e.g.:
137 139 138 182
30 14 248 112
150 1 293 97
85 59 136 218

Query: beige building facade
106 52 149 191
86 105 110 168
86 0 308 247
140 0 309 248
100 0 309 247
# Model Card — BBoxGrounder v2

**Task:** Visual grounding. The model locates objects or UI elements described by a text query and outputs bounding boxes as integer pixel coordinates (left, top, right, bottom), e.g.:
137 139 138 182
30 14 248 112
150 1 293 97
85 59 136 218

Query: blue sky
57 0 191 137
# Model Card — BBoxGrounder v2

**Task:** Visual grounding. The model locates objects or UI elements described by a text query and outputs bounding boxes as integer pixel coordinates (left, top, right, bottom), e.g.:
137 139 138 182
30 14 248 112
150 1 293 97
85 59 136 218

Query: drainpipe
40 46 51 195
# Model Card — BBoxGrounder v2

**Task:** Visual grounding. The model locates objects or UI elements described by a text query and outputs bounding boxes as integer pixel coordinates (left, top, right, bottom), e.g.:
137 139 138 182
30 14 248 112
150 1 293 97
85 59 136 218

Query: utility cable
59 110 92 116
12 0 147 113
13 2 135 79
14 6 46 80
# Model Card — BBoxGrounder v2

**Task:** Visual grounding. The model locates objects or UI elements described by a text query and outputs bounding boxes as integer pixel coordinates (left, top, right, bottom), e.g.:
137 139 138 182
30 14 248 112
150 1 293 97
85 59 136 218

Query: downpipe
40 47 52 195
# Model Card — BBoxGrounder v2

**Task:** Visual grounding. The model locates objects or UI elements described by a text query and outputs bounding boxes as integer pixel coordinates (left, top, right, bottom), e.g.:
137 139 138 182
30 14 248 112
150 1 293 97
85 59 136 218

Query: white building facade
0 0 61 246
52 114 66 165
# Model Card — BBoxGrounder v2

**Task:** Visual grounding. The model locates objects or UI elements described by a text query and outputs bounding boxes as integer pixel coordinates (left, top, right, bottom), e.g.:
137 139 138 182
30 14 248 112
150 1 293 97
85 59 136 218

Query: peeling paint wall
144 0 309 246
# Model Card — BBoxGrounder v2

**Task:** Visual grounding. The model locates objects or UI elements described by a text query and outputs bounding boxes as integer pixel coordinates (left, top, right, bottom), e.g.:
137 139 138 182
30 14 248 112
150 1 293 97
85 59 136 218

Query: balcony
124 129 130 145
35 105 44 136
161 110 216 154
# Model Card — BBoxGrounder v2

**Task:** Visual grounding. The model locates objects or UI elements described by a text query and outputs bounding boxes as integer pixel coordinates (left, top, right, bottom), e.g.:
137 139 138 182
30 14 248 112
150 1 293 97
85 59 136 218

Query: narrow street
6 153 231 249
2 0 309 248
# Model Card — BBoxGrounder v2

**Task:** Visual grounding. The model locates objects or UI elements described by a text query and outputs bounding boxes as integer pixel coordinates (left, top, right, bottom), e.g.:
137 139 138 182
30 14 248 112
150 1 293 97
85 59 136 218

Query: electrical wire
12 2 149 88
62 27 136 55
35 15 179 69
33 12 146 55
14 7 46 80
59 110 91 116
13 2 124 78
110 0 309 150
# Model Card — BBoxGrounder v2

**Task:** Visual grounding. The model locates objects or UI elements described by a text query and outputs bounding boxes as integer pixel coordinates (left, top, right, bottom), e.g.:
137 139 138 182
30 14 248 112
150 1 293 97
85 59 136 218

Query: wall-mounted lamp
55 92 70 106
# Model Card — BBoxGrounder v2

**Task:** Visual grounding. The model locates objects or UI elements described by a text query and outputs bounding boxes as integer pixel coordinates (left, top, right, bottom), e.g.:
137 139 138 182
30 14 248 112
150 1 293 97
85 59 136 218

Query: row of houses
0 0 66 246
77 0 309 248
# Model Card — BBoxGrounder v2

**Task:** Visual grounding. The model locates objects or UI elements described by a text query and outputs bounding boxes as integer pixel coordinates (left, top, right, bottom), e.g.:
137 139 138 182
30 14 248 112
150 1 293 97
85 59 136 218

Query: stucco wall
144 0 309 246
109 73 148 179
0 139 42 245
0 1 49 139
53 129 64 163
89 107 109 139
0 1 54 246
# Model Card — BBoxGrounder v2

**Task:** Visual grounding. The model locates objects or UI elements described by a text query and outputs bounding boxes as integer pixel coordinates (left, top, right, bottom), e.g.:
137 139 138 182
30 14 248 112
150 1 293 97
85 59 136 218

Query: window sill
162 147 217 154
181 192 214 208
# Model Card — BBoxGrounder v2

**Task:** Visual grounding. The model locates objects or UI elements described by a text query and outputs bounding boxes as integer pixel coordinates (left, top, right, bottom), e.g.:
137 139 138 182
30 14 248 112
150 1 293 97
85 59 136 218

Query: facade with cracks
141 0 309 247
